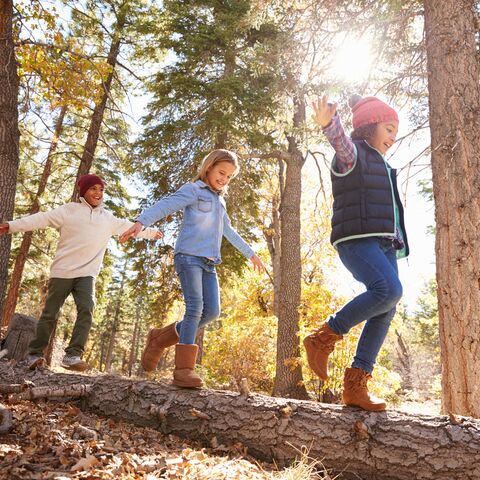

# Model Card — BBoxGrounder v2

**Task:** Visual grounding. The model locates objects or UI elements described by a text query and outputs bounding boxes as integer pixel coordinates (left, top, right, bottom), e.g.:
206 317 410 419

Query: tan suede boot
172 343 203 388
342 367 386 411
303 322 343 380
141 322 179 371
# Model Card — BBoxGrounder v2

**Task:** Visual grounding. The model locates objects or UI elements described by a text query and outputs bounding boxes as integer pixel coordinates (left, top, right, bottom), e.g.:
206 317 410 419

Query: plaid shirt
323 114 356 173
323 114 405 249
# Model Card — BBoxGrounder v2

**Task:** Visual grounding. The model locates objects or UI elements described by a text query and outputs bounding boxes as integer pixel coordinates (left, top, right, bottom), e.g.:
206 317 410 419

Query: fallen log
2 362 480 480
9 383 92 401
0 380 34 394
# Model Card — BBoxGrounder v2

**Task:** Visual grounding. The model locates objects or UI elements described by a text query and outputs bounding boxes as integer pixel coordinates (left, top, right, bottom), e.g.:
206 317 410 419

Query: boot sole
343 402 386 412
172 380 203 388
62 362 88 372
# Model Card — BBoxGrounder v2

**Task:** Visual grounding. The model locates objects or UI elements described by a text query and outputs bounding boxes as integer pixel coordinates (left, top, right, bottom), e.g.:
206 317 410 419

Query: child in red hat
0 173 161 371
303 94 409 411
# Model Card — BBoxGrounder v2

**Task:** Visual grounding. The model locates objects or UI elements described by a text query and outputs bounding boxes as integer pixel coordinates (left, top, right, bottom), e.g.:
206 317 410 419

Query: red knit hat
77 174 105 197
350 95 399 130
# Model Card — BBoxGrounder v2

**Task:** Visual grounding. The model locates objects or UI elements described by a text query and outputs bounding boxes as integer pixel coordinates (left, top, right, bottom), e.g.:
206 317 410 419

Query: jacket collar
195 180 220 195
79 196 105 211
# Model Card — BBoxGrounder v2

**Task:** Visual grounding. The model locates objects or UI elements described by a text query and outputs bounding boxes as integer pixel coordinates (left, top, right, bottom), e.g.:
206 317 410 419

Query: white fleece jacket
8 198 158 279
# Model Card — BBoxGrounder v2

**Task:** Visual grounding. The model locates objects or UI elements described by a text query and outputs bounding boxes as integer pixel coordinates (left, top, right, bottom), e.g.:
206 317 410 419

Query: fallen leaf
71 454 99 471
66 405 81 417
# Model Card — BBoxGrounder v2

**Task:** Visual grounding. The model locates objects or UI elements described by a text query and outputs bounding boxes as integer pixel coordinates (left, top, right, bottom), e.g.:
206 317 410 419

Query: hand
0 223 9 236
312 95 337 128
120 221 143 243
250 254 266 273
154 230 163 240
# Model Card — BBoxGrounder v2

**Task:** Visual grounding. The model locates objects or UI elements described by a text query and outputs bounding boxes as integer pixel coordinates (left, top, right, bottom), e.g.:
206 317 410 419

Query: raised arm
312 95 337 128
313 95 356 174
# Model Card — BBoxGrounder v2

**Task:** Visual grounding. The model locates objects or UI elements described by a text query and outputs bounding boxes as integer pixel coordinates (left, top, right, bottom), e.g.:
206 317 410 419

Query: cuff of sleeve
243 246 255 259
135 216 148 228
322 113 339 133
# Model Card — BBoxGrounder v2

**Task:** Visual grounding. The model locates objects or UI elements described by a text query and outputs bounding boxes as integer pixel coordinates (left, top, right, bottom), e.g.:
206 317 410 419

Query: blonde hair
194 149 239 194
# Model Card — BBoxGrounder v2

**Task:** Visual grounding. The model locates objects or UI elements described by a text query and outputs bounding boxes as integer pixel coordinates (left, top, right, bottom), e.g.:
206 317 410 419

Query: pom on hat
77 174 105 197
348 93 363 109
349 94 398 130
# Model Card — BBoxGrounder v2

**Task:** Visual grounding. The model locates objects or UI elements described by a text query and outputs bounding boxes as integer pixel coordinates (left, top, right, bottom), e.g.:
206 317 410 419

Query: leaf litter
0 400 335 480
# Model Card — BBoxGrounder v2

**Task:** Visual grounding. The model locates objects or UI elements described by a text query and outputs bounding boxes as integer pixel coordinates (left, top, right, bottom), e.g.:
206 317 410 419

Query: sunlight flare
330 35 374 83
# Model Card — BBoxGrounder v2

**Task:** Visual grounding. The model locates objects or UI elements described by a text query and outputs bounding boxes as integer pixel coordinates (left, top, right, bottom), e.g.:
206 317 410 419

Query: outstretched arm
135 183 197 229
112 217 163 242
5 206 66 234
119 221 144 243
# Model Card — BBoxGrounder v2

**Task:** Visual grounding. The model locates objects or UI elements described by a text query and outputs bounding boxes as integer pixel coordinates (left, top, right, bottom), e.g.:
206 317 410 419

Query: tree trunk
394 328 413 391
273 96 308 400
71 18 125 201
0 105 67 328
0 0 20 314
424 0 480 417
128 305 140 376
264 161 284 317
104 314 119 373
99 332 108 371
3 365 480 480
105 267 127 372
45 321 58 366
1 313 37 361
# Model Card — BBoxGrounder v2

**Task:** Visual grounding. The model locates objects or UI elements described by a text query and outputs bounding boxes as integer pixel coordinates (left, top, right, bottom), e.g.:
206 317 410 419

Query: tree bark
424 0 480 417
0 105 67 328
264 161 284 317
128 305 141 376
3 365 480 480
1 313 37 361
104 268 127 372
273 95 308 400
0 0 20 314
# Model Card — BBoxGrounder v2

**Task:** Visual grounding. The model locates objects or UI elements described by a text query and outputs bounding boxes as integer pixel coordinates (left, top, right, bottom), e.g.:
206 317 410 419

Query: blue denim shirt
137 180 255 263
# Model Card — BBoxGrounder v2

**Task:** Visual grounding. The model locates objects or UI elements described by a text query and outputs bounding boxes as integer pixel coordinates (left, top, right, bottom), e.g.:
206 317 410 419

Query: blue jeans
174 253 220 344
328 237 403 374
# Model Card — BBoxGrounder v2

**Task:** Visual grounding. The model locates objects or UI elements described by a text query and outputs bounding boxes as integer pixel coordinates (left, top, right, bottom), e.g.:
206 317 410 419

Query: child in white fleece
0 174 161 371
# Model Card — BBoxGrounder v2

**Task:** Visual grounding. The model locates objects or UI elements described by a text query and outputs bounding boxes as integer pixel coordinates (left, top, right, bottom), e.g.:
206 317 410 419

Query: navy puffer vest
330 140 408 256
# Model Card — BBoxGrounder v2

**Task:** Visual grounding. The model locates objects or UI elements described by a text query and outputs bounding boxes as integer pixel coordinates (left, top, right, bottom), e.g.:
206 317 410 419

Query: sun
330 35 374 84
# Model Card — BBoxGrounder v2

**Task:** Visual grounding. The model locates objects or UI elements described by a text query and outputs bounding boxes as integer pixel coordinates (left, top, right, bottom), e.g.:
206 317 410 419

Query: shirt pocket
198 195 213 213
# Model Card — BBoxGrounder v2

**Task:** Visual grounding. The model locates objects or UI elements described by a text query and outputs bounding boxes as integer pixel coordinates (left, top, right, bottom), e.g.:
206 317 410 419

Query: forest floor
0 365 441 480
1 399 337 480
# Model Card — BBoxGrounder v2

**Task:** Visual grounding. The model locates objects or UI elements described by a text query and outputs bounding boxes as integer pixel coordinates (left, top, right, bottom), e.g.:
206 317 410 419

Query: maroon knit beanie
77 174 105 197
349 95 399 130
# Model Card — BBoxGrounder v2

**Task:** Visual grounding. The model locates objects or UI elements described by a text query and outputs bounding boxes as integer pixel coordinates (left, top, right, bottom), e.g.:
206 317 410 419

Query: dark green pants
28 276 95 357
